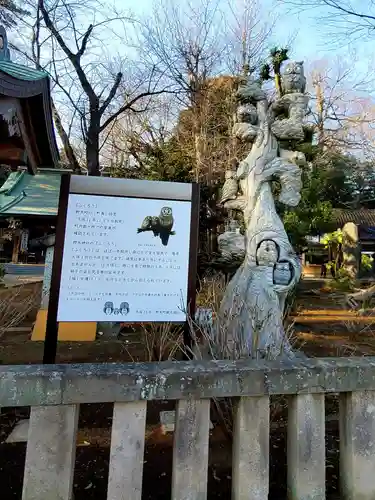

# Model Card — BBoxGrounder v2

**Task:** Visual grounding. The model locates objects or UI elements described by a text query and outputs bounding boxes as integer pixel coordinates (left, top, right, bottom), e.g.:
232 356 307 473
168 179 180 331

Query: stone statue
220 170 238 205
217 219 245 263
281 61 306 94
217 64 309 360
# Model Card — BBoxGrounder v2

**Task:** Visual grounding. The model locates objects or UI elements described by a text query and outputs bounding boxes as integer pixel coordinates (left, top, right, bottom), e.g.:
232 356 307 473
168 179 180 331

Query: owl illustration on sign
137 206 175 246
281 61 306 94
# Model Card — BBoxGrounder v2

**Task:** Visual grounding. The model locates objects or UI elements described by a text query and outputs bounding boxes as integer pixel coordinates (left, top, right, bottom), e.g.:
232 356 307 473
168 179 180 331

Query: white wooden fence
1 357 375 499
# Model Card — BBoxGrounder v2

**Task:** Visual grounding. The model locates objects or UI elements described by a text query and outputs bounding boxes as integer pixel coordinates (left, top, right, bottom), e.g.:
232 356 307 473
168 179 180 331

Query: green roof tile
0 169 63 216
0 60 47 81
0 170 24 194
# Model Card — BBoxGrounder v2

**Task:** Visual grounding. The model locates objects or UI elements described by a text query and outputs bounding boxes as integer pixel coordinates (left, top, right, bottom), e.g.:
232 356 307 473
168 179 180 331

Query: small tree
34 0 170 176
259 46 289 96
321 229 343 275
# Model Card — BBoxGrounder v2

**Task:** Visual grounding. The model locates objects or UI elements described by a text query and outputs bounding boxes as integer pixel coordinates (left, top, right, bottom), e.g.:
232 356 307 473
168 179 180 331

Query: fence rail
1 358 375 499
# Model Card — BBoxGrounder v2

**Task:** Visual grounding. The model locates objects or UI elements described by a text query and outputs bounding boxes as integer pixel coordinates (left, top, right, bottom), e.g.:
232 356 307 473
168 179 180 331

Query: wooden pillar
107 402 147 500
172 398 210 500
11 233 20 263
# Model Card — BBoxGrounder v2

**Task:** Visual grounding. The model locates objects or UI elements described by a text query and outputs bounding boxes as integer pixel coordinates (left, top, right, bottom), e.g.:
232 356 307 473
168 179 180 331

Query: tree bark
39 0 169 179
51 100 81 174
86 122 101 176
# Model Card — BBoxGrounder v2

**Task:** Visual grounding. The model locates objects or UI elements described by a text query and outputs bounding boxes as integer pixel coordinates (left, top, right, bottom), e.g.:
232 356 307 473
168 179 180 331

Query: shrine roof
332 209 375 228
0 26 60 171
0 169 66 217
0 60 47 82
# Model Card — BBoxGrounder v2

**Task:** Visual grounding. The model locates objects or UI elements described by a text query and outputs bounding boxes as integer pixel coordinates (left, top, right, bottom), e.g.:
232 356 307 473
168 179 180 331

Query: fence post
288 394 325 500
22 405 79 500
232 396 270 500
107 402 147 500
340 390 375 499
172 398 210 500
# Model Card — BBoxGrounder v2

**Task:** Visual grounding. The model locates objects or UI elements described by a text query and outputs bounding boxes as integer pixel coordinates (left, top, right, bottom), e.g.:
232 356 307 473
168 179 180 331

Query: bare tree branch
100 88 172 132
77 24 93 58
306 56 375 155
281 0 375 43
99 71 122 116
38 0 96 102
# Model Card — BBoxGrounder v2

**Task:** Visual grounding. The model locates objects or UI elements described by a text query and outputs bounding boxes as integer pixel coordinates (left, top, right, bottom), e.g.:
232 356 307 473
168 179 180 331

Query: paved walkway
3 275 42 287
4 264 44 276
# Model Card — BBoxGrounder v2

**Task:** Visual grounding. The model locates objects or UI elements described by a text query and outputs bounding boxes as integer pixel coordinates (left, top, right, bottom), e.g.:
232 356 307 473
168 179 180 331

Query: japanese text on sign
57 194 191 322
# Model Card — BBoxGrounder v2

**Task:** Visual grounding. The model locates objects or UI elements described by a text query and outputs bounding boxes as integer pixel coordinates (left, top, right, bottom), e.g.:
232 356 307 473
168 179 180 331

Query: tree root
347 285 375 308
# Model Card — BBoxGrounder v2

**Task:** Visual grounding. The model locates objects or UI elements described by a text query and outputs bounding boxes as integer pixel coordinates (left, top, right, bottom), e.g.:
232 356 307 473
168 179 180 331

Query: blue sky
8 0 372 151
112 0 332 59
110 0 373 80
11 0 370 83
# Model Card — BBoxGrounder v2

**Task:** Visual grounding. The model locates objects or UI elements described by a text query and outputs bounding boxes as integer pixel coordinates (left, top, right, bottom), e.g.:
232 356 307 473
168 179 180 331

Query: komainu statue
217 63 309 360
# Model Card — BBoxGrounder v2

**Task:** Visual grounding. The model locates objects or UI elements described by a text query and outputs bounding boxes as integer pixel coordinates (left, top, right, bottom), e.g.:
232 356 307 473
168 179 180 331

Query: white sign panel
57 194 192 322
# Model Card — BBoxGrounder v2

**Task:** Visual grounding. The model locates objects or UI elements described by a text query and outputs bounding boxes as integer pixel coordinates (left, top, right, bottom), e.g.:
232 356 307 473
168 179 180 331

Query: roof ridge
332 208 375 213
0 60 48 81
0 191 25 213
0 170 26 195
37 168 73 174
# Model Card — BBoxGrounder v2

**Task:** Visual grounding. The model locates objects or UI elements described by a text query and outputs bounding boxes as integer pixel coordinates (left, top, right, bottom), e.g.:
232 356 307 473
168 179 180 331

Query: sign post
43 174 199 364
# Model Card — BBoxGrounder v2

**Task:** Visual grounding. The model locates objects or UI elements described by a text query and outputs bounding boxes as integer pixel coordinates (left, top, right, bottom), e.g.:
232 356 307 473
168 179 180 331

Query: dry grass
0 284 41 339
196 273 227 310
120 274 228 363
121 323 184 362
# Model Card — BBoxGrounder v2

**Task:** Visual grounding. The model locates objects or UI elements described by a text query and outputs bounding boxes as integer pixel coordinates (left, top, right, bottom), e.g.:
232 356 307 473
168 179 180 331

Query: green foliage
282 201 332 249
142 137 193 183
280 142 375 248
329 268 355 292
259 63 271 82
361 253 374 271
110 136 193 184
279 159 334 248
309 148 375 209
259 47 289 95
321 229 356 290
0 263 4 281
269 47 289 73
321 229 343 247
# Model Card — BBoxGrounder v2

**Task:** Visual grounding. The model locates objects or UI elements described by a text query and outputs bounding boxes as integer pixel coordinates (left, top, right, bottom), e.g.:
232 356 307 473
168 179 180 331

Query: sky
7 0 374 154
111 0 335 59
10 0 373 85
109 0 374 81
272 2 374 72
